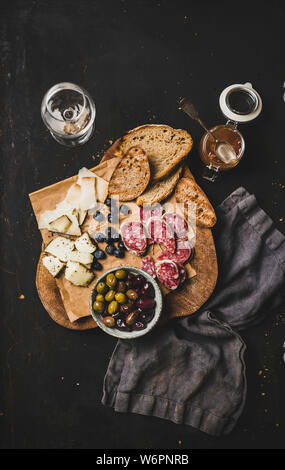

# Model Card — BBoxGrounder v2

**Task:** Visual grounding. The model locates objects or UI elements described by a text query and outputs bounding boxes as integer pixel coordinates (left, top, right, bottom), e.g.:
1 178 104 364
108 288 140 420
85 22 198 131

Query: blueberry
93 211 104 222
92 260 103 271
94 249 106 260
105 198 112 207
117 240 126 250
105 244 115 255
114 248 124 258
120 204 131 215
95 232 106 243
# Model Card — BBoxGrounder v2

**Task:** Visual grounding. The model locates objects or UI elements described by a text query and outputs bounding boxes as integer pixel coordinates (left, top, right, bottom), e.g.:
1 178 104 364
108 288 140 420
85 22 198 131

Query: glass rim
41 82 96 139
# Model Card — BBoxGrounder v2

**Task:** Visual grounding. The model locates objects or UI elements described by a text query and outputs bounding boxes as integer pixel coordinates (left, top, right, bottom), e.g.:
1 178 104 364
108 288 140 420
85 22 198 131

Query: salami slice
146 217 176 253
140 205 164 245
120 221 147 256
141 256 156 278
157 239 191 264
162 212 188 240
155 260 180 290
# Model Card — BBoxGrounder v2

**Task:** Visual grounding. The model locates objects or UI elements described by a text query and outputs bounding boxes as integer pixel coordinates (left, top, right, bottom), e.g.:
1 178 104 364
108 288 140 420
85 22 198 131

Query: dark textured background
0 0 285 449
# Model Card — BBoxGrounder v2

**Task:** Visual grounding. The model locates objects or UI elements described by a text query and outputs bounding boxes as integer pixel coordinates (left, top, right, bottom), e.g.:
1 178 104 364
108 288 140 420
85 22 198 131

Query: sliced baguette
108 146 150 201
137 166 183 206
118 124 193 182
175 178 217 228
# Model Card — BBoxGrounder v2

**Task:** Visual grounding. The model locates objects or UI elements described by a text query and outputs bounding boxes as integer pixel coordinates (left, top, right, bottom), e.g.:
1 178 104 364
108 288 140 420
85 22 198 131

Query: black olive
117 240 126 250
120 204 131 215
114 248 124 258
105 243 115 255
95 232 106 243
93 211 104 222
116 318 131 331
92 260 103 271
94 249 106 260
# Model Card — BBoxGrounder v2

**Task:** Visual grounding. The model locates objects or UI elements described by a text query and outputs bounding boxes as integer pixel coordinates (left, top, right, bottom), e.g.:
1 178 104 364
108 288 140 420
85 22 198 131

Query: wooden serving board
36 141 218 330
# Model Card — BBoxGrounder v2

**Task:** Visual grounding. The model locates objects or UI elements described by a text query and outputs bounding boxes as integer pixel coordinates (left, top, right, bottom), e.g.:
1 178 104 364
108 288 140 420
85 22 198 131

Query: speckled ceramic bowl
90 265 163 339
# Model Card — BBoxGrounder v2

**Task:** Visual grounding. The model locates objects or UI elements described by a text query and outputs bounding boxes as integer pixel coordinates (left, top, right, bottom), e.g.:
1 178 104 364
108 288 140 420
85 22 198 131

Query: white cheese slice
74 232 97 253
45 237 75 262
77 167 96 185
39 201 81 236
42 256 66 277
95 175 109 203
79 177 97 211
65 183 81 208
65 261 94 287
78 209 87 225
67 250 94 266
49 215 71 233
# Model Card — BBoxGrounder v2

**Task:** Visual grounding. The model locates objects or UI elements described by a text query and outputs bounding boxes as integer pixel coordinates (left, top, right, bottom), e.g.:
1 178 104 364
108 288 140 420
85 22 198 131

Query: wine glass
41 82 96 147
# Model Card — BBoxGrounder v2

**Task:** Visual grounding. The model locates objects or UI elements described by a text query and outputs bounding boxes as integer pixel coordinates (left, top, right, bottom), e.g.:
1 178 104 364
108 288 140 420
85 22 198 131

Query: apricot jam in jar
199 123 245 171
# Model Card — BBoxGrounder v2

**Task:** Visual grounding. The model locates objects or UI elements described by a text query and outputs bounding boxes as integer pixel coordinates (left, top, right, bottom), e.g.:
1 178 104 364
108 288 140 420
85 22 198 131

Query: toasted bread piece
118 125 193 182
175 178 217 228
137 166 183 206
108 146 150 201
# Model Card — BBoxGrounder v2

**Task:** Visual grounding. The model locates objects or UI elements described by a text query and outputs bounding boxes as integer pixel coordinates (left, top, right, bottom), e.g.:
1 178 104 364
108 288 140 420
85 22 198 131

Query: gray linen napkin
102 187 285 436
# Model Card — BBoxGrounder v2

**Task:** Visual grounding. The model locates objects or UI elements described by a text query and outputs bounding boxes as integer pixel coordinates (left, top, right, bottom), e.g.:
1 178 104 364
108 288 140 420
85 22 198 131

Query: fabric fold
101 187 285 436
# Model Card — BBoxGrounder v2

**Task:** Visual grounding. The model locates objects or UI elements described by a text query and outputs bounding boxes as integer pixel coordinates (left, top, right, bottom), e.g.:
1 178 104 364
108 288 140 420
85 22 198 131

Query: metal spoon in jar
179 97 238 165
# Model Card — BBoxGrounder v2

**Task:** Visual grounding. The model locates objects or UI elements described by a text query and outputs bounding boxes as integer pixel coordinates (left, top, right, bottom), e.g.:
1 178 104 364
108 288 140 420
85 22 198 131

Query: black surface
0 0 285 450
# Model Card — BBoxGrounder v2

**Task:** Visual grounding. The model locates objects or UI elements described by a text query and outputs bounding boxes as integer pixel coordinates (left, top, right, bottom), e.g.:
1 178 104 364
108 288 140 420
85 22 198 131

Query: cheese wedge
39 201 81 236
78 209 87 226
79 177 97 211
67 250 94 266
65 261 94 287
45 237 75 262
49 215 71 233
95 175 109 203
75 232 97 253
65 183 81 208
42 256 66 277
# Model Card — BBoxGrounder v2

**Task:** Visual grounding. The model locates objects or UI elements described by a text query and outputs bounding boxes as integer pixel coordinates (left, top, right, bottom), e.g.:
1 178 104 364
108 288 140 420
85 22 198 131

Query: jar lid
219 82 262 123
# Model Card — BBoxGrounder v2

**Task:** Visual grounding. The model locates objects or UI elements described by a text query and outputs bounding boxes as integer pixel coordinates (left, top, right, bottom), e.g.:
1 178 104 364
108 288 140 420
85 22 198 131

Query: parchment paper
30 158 196 323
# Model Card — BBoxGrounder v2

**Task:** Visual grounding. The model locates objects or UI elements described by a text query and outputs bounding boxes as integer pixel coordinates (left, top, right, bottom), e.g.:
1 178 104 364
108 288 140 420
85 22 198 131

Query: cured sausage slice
146 217 176 253
141 256 156 278
140 205 164 245
120 221 147 256
162 212 188 240
155 260 180 290
157 239 191 264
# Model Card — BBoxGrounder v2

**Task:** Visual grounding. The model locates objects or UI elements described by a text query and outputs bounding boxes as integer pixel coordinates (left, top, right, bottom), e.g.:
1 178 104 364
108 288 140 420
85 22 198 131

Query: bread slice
175 178 217 228
118 125 193 182
137 166 183 206
108 146 150 201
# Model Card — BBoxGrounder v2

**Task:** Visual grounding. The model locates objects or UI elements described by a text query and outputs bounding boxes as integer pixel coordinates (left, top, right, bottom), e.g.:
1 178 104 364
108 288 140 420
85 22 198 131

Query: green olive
96 293 105 302
126 289 138 301
105 290 116 302
106 273 117 288
103 316 115 328
108 300 119 315
115 292 127 304
96 282 108 294
115 269 127 280
93 301 105 314
117 281 127 293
